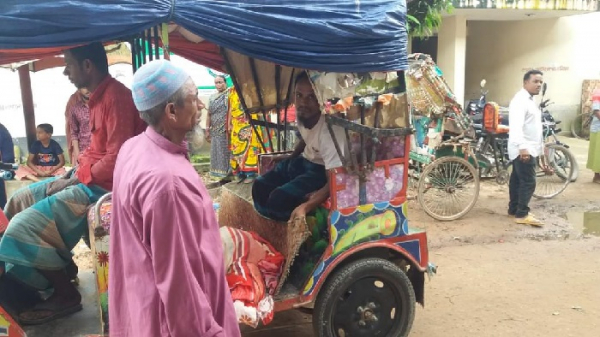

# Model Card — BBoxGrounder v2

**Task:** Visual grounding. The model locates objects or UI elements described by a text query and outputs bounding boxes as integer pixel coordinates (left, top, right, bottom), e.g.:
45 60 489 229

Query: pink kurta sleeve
142 189 225 337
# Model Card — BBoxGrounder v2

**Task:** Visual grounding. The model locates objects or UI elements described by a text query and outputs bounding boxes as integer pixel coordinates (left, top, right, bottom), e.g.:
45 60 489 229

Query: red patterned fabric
221 227 285 327
0 209 9 234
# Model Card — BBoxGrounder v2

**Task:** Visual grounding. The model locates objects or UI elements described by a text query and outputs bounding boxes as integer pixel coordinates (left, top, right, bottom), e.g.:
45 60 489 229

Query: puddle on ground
565 211 600 237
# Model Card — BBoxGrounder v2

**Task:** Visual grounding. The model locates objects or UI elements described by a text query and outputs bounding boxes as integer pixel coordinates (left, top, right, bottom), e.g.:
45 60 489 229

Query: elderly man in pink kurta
109 60 240 337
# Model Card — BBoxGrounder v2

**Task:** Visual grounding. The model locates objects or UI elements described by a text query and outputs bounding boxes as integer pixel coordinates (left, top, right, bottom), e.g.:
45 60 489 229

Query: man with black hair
252 71 346 222
0 42 146 324
508 70 545 226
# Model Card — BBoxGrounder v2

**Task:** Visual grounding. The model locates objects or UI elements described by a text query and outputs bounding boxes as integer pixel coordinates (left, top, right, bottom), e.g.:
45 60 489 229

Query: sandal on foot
19 301 83 325
508 212 535 218
515 214 544 227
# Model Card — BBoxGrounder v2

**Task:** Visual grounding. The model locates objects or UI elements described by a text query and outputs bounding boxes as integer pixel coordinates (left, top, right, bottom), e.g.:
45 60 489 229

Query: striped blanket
0 177 105 290
220 227 285 328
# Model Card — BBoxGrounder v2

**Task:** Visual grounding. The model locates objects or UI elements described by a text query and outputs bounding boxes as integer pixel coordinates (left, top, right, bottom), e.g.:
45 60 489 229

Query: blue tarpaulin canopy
0 0 408 72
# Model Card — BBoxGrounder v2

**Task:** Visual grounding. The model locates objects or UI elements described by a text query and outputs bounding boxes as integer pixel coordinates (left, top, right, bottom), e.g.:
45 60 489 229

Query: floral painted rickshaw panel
87 201 112 333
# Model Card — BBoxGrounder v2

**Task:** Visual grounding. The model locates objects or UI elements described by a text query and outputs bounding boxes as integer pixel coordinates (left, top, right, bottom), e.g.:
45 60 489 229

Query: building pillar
437 15 467 107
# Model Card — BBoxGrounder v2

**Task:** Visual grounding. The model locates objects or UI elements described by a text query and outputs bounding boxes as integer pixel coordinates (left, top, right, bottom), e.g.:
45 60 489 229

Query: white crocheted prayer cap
132 60 190 111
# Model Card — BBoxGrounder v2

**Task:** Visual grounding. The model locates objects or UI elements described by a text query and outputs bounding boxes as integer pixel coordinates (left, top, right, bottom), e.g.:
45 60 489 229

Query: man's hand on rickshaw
289 203 309 224
46 176 80 196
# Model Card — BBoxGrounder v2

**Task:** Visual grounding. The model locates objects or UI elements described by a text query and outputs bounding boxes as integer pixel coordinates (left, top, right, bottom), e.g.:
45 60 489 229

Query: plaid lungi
0 177 106 289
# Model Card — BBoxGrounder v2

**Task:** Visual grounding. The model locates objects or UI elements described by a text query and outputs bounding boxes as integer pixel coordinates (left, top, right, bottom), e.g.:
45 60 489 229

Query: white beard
186 124 205 152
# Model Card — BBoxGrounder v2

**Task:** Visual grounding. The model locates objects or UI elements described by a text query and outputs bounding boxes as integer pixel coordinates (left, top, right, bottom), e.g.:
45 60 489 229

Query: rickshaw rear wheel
313 258 415 337
417 156 480 221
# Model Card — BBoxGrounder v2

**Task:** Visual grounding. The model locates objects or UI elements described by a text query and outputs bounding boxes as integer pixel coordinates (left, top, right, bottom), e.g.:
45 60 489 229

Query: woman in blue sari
206 75 231 179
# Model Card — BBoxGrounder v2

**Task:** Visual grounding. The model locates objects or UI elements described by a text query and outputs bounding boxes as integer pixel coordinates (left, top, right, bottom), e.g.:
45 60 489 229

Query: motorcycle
468 79 509 180
469 79 508 139
467 79 488 120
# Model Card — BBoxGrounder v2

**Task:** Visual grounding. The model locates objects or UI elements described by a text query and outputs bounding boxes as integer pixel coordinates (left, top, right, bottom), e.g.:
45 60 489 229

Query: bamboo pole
18 65 36 149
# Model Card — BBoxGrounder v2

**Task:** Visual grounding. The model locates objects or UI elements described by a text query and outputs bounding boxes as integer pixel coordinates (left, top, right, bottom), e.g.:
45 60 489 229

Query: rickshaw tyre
418 156 480 221
312 258 415 337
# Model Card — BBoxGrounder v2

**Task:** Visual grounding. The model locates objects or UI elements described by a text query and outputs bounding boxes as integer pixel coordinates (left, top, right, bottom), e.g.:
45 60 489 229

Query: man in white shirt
252 72 346 222
507 70 545 226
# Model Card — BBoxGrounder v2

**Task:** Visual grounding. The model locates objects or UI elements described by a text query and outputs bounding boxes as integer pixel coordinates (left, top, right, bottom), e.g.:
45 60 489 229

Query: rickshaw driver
252 72 346 222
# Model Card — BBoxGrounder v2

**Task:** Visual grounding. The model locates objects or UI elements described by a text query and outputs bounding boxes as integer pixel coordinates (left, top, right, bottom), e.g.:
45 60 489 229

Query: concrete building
410 0 600 130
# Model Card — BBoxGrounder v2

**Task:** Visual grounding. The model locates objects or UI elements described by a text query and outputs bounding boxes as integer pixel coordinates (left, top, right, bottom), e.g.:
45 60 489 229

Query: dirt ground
241 238 600 337
72 137 600 336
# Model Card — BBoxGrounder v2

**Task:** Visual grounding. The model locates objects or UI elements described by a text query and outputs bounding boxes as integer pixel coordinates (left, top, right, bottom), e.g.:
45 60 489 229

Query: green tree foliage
407 0 454 38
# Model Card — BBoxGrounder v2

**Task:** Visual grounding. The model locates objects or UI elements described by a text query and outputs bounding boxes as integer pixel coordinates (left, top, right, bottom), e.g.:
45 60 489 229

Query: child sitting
15 123 66 182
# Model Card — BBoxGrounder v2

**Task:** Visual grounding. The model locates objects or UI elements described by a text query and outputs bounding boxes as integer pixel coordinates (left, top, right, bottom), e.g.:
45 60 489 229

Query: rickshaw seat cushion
258 152 293 176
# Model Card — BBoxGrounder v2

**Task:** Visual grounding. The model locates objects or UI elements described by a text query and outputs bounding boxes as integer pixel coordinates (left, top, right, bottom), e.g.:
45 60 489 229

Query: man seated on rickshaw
252 72 346 221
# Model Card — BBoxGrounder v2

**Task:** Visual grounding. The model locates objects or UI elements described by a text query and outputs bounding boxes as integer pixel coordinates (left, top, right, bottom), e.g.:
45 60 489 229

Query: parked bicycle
571 110 594 140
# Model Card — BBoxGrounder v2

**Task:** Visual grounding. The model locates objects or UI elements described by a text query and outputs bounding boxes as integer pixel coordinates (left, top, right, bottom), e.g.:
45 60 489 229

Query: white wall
464 12 600 128
438 15 467 106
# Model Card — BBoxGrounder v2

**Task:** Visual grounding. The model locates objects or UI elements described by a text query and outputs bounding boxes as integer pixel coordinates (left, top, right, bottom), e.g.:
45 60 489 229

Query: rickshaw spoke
418 156 480 221
449 162 461 183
